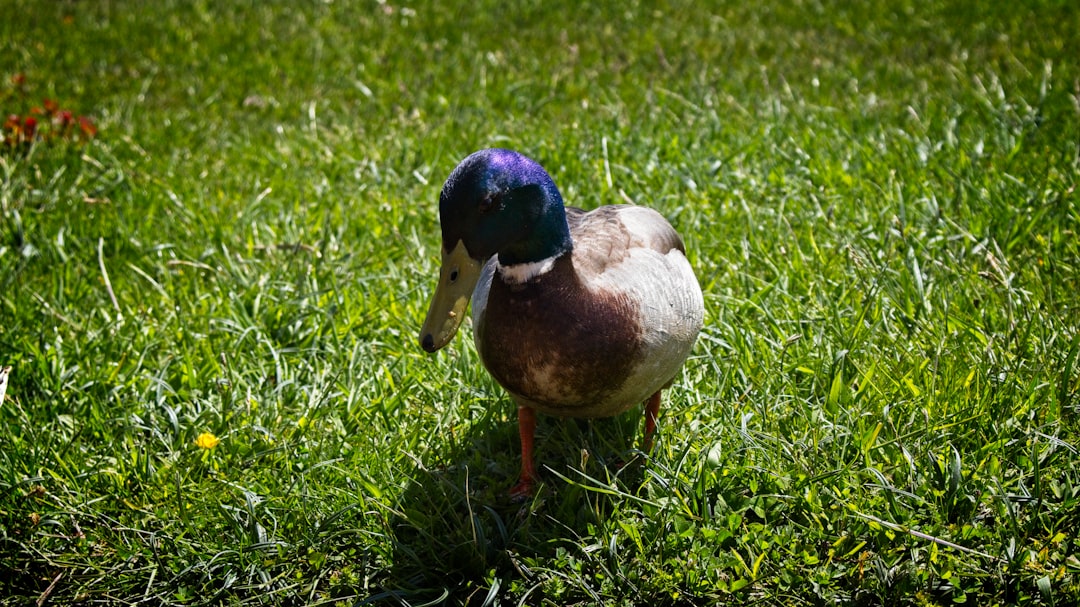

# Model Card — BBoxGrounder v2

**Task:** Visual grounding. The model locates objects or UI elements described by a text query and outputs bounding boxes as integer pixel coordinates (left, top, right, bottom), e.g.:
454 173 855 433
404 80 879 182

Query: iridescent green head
438 148 572 265
420 149 572 352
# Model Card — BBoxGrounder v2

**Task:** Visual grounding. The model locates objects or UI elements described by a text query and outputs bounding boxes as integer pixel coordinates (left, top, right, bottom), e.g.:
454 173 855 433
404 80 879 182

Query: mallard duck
420 148 704 498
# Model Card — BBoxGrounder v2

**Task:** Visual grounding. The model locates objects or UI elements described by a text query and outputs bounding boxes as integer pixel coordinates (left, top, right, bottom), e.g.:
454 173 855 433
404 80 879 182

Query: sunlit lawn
2 1 1079 605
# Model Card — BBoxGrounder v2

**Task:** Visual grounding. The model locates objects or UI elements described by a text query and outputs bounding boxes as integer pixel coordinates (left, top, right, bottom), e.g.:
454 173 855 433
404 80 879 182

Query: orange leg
642 390 662 452
509 405 538 499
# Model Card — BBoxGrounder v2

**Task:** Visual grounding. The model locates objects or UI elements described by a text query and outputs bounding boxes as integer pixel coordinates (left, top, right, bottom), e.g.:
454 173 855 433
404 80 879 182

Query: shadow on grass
372 409 649 606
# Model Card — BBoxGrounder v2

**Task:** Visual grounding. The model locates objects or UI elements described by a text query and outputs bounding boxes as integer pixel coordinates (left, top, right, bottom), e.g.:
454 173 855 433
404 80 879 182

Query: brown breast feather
476 205 685 417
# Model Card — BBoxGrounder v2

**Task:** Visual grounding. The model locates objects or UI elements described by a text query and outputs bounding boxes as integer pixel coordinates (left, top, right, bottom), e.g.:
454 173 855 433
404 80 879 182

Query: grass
1 0 1078 604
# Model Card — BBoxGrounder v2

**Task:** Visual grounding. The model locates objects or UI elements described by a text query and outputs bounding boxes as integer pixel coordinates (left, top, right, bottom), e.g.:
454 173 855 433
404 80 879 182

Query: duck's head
420 148 571 352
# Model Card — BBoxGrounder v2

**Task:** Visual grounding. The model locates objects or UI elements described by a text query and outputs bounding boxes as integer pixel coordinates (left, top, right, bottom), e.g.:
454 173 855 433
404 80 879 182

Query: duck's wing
570 204 704 399
568 205 687 280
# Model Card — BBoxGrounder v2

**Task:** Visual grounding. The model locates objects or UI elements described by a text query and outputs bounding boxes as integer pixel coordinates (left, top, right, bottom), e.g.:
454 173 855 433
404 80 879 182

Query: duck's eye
478 194 498 214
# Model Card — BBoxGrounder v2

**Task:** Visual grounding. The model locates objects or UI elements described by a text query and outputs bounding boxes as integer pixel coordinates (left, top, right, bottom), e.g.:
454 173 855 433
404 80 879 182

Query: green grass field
2 1 1079 604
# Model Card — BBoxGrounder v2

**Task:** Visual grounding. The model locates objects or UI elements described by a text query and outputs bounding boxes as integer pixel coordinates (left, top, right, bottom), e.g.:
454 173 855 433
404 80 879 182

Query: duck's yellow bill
420 240 483 352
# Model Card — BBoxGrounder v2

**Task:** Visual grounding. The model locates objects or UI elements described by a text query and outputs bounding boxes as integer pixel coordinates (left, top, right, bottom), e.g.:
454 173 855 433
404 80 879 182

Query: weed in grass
2 74 97 153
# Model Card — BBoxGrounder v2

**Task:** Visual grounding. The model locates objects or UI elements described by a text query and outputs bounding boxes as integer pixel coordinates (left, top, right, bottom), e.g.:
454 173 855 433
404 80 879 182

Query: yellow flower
195 432 220 449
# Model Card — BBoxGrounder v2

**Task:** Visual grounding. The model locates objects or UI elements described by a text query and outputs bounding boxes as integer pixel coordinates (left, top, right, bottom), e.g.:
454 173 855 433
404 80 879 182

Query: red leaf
22 116 37 139
78 116 97 138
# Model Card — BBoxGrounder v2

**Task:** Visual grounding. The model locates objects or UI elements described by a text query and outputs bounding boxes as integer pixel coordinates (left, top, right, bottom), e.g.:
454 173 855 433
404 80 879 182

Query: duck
419 148 704 498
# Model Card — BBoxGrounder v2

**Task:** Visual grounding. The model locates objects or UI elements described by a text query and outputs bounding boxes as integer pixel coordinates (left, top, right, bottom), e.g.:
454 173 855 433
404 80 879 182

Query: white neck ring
497 256 557 284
